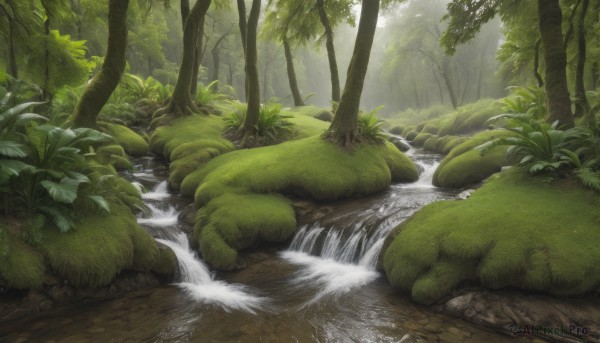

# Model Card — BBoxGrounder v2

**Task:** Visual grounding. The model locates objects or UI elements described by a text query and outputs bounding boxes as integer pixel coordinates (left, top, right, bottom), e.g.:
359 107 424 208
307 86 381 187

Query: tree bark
325 0 379 147
191 16 205 97
0 3 19 79
316 0 341 103
71 0 129 128
440 59 458 109
533 38 544 87
41 0 51 101
180 0 190 31
283 39 304 106
574 0 590 118
211 33 230 86
240 0 261 138
154 0 211 119
236 0 248 100
537 0 574 128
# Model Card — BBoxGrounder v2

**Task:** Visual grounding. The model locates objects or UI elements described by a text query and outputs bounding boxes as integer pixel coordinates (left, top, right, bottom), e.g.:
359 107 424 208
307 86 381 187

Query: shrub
358 106 387 144
196 81 229 107
223 101 295 144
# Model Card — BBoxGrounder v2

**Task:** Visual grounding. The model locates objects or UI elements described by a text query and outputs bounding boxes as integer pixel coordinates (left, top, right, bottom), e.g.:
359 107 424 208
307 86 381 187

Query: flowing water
0 147 539 343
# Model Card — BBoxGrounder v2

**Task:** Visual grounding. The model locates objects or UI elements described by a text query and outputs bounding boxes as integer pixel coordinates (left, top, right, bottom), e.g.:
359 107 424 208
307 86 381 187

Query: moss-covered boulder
150 114 236 190
0 234 46 289
433 130 515 188
181 137 419 269
101 123 149 157
384 169 600 305
441 137 468 155
389 125 405 135
405 131 418 142
423 136 441 152
412 133 432 147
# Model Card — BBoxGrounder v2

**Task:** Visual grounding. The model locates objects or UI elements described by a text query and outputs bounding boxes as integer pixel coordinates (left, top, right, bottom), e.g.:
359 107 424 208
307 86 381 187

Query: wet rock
456 189 474 200
315 110 333 122
178 203 197 229
444 291 600 343
389 137 411 152
47 285 74 302
152 243 178 280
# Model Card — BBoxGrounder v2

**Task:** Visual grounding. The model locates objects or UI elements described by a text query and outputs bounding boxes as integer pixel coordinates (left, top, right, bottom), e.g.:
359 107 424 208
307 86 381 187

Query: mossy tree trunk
537 0 574 128
574 0 590 118
534 38 544 87
211 33 231 87
236 0 248 100
41 0 51 101
316 0 340 103
180 0 190 29
0 3 18 78
71 0 129 128
324 0 379 148
155 0 211 119
239 0 261 140
191 16 205 97
283 38 304 107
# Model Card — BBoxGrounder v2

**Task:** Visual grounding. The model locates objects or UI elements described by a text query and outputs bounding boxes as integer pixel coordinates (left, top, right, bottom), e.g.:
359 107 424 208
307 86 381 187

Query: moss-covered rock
384 169 600 305
412 133 433 147
101 123 149 157
423 136 441 152
405 131 418 142
0 234 46 290
150 114 236 190
441 137 468 155
152 243 177 277
402 126 416 137
433 130 516 188
315 110 333 122
389 125 405 135
42 203 159 288
421 124 438 135
182 137 419 269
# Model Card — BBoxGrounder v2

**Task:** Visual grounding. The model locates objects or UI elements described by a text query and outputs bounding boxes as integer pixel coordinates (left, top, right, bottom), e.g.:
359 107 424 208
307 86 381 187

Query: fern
358 106 387 144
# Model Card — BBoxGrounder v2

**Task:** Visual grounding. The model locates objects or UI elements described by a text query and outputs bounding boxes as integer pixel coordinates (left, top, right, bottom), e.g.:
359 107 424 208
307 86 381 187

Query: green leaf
0 140 29 158
40 178 83 203
39 205 74 233
88 195 110 214
0 159 35 176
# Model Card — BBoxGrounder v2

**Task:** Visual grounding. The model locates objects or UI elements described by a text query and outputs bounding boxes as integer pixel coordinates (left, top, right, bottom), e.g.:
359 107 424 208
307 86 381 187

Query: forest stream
0 146 539 343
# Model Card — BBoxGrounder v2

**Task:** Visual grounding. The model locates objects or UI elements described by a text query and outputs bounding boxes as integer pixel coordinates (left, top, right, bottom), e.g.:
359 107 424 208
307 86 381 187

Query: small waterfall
135 177 263 313
137 204 178 226
142 180 171 200
157 233 263 313
402 161 439 189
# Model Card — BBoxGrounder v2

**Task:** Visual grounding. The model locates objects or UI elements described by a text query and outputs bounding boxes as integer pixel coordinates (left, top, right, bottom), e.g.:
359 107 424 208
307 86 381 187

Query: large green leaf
0 140 29 158
88 195 110 214
39 205 74 233
0 159 35 176
40 177 85 204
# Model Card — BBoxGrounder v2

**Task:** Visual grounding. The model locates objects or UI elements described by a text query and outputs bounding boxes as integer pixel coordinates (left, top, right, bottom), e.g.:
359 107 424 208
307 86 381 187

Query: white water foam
281 251 378 303
142 180 171 200
400 161 439 189
137 204 179 226
157 233 264 313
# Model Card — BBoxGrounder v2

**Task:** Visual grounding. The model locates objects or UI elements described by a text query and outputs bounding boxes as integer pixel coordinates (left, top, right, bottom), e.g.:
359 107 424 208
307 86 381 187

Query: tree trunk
180 0 190 30
283 39 304 106
440 59 458 109
592 62 599 90
41 0 51 101
191 16 205 97
534 38 544 87
7 18 18 78
325 0 379 147
316 0 341 103
574 0 590 118
211 33 230 88
71 0 129 128
262 55 269 103
154 0 211 120
236 0 248 100
537 0 574 128
240 0 261 139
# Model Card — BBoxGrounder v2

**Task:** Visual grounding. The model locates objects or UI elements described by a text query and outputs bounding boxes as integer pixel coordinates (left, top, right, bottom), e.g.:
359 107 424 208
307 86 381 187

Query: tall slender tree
71 0 129 128
154 0 212 120
316 0 340 103
442 0 575 128
324 0 380 147
239 0 261 142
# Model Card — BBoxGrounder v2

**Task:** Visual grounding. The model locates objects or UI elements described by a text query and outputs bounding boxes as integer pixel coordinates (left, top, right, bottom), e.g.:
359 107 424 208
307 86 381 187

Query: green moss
423 136 441 152
384 169 600 304
421 124 438 135
96 144 133 171
433 130 516 188
412 133 432 147
182 137 418 269
441 137 468 155
402 126 416 137
389 125 405 135
0 234 45 289
405 131 418 141
436 136 458 153
424 99 503 137
150 114 236 190
152 244 177 277
42 203 157 288
101 123 149 157
130 224 159 272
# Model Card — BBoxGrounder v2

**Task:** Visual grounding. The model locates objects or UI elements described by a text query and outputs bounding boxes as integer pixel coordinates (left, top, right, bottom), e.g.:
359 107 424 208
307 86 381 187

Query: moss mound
42 203 156 288
282 106 330 138
412 133 433 147
384 169 600 305
433 130 515 188
0 234 46 289
152 243 178 277
430 99 503 136
101 123 149 157
182 137 418 269
423 136 441 152
150 114 236 190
